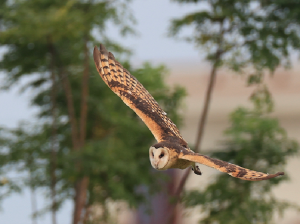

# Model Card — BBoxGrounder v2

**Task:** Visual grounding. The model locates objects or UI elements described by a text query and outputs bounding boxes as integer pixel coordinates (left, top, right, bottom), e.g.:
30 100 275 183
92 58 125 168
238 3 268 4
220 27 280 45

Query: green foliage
0 0 133 89
0 0 131 147
183 96 299 224
170 0 300 77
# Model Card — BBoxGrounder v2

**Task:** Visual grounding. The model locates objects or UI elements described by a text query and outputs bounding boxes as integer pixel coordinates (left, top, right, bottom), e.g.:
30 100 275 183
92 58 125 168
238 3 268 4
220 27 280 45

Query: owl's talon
193 165 202 175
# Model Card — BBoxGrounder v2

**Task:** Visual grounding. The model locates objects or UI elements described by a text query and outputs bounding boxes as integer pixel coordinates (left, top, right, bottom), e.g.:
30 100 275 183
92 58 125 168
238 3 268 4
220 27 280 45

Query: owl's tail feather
180 153 284 181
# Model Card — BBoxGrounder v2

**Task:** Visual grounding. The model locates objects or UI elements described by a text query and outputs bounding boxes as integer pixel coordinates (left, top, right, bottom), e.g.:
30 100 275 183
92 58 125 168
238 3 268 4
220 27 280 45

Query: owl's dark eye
159 153 164 158
152 152 154 157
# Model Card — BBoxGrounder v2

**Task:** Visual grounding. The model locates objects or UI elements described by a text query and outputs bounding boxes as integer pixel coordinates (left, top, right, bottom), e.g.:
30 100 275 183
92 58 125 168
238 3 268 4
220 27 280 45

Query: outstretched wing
93 44 187 146
179 152 284 181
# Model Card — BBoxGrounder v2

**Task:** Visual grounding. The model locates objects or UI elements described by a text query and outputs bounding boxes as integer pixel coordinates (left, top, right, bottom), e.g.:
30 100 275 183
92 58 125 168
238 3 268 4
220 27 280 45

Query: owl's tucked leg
191 164 202 175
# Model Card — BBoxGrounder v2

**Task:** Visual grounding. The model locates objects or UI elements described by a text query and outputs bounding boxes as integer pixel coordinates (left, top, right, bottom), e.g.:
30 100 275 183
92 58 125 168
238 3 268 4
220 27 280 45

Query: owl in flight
93 44 284 181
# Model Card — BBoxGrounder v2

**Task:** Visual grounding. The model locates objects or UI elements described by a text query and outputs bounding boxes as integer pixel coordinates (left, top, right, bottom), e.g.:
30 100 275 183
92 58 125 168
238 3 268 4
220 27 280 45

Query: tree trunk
73 177 90 224
72 36 91 224
60 71 79 149
55 52 85 224
46 35 90 224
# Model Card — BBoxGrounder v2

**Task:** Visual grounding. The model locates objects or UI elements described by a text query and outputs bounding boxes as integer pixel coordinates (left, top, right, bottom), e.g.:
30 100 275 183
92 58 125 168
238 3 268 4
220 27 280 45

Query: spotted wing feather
93 45 187 146
179 152 284 181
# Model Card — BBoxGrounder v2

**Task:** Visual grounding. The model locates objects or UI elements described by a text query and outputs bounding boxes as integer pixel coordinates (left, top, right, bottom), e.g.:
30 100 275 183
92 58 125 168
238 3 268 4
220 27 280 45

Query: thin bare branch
79 36 90 146
48 38 58 224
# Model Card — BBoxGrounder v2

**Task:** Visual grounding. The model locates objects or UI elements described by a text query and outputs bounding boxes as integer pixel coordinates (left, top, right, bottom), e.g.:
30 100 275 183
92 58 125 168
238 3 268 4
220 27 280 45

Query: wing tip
276 171 285 176
94 44 117 65
263 171 285 180
93 46 100 62
250 171 284 181
108 52 116 60
100 44 109 57
267 171 285 179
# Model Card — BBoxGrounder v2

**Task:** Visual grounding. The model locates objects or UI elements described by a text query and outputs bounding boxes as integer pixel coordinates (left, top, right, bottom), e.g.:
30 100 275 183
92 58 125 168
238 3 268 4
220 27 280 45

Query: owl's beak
154 161 159 169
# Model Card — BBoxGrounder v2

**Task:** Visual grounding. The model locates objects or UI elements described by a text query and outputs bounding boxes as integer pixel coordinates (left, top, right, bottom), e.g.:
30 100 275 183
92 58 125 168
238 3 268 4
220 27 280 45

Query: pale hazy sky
0 1 204 224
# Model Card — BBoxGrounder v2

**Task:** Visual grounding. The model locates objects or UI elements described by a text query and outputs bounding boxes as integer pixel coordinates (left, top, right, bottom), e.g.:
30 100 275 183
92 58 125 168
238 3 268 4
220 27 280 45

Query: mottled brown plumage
93 44 284 181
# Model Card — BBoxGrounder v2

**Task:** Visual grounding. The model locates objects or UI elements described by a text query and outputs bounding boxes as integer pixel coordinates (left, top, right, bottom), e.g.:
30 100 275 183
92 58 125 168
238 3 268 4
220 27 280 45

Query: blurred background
0 0 299 224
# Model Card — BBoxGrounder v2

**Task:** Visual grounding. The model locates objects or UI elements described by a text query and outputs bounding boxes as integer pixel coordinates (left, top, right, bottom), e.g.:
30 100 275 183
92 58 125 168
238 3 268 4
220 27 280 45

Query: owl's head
149 146 170 170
